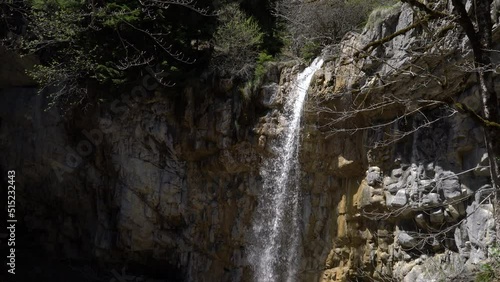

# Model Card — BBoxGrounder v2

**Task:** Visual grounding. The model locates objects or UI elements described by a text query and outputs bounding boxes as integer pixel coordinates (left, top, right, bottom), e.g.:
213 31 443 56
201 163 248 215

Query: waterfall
249 58 324 282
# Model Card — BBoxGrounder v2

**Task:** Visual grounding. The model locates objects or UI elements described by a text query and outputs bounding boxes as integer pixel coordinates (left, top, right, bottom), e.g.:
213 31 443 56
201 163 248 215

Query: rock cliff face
302 2 498 281
0 2 498 282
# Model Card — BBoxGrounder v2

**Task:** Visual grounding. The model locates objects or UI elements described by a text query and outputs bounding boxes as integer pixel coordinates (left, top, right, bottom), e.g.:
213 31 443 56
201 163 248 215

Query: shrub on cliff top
365 1 402 29
275 0 398 59
210 3 264 80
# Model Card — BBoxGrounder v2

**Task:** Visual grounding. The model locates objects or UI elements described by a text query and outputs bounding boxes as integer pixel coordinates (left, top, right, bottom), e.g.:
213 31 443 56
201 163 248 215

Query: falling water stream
249 58 324 282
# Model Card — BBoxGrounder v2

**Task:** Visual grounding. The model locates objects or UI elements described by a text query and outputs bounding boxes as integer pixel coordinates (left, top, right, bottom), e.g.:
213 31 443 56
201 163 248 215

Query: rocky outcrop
303 2 499 281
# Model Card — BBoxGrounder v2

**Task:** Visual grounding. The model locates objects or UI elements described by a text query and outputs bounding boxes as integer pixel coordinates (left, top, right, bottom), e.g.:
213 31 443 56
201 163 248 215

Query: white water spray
249 58 324 282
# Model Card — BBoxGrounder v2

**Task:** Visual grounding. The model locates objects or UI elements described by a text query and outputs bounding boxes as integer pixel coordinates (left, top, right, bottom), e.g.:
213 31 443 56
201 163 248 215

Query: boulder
415 213 427 229
430 208 444 225
393 189 408 207
465 203 495 261
392 168 403 178
436 171 461 200
366 166 382 186
397 231 418 248
386 182 402 193
418 179 435 192
446 204 461 220
421 193 440 207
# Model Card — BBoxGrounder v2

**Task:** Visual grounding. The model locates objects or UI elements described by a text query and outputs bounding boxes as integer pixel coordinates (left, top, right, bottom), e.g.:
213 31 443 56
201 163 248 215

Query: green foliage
214 4 263 51
476 245 500 282
2 0 291 110
211 3 264 79
254 51 274 81
99 3 141 28
29 0 82 9
238 51 274 102
300 41 321 62
23 7 84 48
95 64 126 84
477 264 496 282
5 0 218 110
239 0 284 56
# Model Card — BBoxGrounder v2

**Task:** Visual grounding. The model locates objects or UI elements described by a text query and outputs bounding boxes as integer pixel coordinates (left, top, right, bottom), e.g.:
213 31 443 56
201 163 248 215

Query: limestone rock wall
0 82 264 281
302 2 499 281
